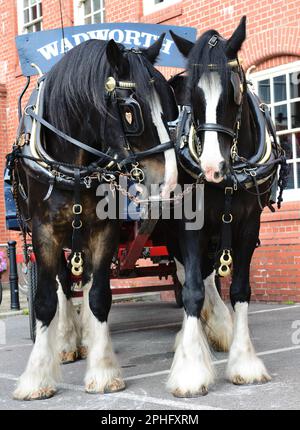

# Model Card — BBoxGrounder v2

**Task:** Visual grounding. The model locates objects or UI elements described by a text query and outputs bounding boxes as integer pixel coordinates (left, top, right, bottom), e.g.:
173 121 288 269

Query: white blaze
198 72 224 182
149 90 178 198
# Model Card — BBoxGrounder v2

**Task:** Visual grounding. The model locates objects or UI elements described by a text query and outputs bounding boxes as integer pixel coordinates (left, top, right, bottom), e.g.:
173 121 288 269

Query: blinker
119 97 144 136
231 71 243 105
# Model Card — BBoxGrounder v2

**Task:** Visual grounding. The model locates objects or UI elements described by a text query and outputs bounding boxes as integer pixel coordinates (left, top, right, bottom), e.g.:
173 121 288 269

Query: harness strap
26 108 174 169
118 141 174 167
196 123 236 139
69 169 84 278
26 107 115 163
217 181 234 277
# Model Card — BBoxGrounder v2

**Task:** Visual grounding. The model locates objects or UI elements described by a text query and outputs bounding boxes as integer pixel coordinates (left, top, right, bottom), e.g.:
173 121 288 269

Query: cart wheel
28 261 37 343
173 275 183 308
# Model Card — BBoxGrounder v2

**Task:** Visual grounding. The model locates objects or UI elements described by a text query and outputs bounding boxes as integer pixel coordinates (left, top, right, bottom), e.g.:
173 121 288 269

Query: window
252 62 300 200
74 0 105 25
143 0 181 16
17 0 43 34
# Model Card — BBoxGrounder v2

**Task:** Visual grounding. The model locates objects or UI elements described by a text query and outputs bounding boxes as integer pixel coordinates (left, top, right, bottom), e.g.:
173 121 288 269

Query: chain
109 177 202 206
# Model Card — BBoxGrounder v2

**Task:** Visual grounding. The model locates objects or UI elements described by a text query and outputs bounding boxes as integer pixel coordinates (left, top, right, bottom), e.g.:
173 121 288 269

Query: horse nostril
214 171 221 180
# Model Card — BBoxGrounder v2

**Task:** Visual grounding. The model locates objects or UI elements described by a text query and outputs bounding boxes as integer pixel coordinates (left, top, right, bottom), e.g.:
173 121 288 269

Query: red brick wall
219 202 300 304
0 0 299 302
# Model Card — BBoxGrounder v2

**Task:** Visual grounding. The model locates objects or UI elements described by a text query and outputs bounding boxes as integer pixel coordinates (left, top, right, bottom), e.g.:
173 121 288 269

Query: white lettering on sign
72 33 89 45
37 41 59 60
86 29 110 40
36 29 174 61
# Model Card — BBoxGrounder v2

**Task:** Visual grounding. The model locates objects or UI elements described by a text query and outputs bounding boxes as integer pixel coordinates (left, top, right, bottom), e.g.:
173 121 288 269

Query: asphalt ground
0 301 300 410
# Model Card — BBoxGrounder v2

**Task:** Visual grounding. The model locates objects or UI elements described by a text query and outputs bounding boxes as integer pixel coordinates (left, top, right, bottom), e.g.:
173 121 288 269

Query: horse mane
187 30 230 97
43 39 169 142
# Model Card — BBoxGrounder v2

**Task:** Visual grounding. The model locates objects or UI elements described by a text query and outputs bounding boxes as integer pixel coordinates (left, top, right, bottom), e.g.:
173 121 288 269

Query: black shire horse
12 36 178 400
166 17 281 397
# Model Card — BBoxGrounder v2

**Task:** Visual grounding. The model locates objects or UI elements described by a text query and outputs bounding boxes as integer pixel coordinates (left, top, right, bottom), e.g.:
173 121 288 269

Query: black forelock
187 30 230 99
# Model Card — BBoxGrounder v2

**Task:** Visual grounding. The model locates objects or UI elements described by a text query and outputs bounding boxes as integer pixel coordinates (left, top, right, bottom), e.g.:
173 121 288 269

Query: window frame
142 0 181 16
17 0 43 35
251 61 300 202
73 0 105 26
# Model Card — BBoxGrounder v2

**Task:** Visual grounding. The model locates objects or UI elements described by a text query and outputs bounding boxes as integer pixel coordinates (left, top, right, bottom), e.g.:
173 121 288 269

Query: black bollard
8 241 20 310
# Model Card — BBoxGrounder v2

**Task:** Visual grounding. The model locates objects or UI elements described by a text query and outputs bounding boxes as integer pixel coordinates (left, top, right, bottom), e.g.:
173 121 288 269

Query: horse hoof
14 387 56 401
172 386 208 398
104 378 126 394
60 350 78 364
231 373 271 385
85 378 126 394
78 346 88 360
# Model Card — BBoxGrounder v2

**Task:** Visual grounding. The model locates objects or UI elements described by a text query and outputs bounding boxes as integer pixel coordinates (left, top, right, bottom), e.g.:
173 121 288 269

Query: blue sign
16 22 196 76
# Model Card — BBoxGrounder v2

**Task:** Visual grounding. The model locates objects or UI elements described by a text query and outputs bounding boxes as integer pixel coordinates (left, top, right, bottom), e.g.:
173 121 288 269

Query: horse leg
56 256 81 364
84 227 125 394
226 216 271 384
13 223 62 400
78 279 93 360
174 257 233 353
201 269 233 352
167 228 215 397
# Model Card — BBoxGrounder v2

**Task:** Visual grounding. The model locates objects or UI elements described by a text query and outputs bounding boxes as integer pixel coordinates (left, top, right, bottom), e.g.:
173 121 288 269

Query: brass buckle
72 204 82 215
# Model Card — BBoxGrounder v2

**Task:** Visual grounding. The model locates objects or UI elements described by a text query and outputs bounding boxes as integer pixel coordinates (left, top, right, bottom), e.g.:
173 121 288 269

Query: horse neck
44 111 104 166
237 96 257 159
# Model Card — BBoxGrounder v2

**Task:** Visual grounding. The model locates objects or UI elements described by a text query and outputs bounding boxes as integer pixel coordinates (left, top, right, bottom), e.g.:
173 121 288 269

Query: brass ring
222 214 233 224
72 220 82 229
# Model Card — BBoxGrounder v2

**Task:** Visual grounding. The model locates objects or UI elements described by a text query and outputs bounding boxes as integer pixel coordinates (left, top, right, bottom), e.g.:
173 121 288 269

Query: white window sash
251 61 300 201
143 0 181 16
73 0 105 25
17 0 42 34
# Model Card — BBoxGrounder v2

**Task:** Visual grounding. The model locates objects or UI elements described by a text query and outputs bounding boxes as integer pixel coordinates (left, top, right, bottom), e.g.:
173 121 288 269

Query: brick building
0 0 299 302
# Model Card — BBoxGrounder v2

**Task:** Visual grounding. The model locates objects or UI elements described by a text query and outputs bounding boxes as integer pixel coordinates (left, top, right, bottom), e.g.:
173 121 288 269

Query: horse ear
143 33 166 64
106 39 124 70
169 30 195 58
226 16 247 59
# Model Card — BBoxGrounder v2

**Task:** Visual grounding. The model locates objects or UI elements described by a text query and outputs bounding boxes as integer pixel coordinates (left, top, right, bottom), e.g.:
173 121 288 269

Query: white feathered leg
226 302 271 384
201 271 233 352
78 280 92 359
167 313 215 397
84 312 125 394
57 280 80 363
13 310 61 400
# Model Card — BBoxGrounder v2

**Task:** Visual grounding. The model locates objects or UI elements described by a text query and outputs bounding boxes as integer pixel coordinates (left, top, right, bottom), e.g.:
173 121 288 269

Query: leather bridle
190 35 245 163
